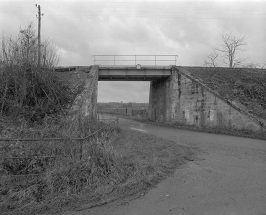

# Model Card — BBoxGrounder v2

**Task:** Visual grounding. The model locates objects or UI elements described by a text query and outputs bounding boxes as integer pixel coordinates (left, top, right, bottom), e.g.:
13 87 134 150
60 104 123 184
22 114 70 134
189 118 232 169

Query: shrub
0 24 72 122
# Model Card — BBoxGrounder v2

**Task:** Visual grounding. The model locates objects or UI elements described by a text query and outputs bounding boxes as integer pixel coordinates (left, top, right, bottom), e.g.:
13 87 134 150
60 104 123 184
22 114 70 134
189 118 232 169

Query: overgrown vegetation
0 114 114 212
0 24 73 123
185 67 266 121
0 124 195 215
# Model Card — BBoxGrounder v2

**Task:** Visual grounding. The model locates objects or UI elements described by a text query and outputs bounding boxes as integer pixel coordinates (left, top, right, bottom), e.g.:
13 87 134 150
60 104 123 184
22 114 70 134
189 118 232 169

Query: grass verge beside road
110 113 266 140
1 127 196 215
72 129 197 213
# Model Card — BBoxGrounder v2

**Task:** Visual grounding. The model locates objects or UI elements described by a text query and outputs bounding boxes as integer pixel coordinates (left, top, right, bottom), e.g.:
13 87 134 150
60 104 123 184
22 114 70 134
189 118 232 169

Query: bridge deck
98 65 172 81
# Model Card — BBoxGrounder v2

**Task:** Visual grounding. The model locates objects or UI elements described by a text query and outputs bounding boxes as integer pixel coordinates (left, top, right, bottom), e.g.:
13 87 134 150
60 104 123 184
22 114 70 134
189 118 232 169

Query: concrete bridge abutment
149 66 265 133
149 77 172 122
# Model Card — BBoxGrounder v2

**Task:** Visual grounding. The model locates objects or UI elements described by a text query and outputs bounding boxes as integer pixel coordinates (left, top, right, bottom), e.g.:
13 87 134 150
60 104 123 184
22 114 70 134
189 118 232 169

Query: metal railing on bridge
93 55 178 66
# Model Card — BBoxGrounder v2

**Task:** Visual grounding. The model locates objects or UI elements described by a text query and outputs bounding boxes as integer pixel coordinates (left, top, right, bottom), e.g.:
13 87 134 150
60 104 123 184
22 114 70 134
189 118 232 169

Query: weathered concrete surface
181 67 266 123
62 117 266 215
149 66 264 132
70 66 98 124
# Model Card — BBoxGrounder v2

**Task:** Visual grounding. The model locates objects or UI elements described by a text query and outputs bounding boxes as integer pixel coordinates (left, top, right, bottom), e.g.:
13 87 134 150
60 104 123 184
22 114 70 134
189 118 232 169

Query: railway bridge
56 55 265 133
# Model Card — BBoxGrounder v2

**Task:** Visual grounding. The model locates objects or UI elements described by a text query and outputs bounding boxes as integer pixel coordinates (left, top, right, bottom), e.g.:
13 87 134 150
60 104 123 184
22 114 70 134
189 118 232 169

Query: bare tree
204 32 248 68
218 32 247 68
19 24 37 65
245 62 261 68
204 48 219 67
41 39 60 68
0 24 59 69
0 24 66 119
244 62 266 69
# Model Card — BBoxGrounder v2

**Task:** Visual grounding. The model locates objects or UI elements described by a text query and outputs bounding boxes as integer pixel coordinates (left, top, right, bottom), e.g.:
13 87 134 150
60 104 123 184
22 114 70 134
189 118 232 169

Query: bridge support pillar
149 76 172 123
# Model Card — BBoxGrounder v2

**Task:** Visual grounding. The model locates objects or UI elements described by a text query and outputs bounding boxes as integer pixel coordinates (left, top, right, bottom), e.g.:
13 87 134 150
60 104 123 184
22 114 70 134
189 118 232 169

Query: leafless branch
244 62 261 68
217 32 247 68
204 48 219 67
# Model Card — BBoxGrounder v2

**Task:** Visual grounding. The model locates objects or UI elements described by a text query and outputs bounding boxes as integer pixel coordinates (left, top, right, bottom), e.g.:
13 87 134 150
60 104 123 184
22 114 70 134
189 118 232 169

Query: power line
0 13 265 20
0 2 265 12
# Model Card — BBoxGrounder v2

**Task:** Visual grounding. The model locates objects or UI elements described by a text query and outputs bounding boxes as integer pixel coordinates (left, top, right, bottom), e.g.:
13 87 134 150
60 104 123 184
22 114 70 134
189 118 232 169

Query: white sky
0 0 265 102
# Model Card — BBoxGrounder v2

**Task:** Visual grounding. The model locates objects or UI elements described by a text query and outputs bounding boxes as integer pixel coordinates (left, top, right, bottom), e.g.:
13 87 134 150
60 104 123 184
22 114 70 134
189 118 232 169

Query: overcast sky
1 0 265 102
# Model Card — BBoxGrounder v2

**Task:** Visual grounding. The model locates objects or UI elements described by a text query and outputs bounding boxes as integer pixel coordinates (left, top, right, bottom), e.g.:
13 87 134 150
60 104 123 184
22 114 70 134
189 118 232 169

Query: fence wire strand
0 119 119 179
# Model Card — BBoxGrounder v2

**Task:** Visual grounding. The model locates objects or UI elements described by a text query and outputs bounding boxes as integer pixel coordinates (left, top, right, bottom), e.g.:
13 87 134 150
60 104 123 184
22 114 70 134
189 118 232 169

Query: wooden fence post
79 139 83 160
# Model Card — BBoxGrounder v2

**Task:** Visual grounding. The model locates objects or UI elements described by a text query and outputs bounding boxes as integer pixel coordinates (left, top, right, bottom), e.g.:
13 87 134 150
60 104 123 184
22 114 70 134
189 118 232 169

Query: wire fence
0 119 119 179
98 109 149 119
132 109 148 118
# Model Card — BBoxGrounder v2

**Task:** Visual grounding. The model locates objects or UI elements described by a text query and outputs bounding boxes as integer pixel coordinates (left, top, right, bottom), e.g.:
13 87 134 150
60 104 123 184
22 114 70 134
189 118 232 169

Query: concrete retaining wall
149 66 264 132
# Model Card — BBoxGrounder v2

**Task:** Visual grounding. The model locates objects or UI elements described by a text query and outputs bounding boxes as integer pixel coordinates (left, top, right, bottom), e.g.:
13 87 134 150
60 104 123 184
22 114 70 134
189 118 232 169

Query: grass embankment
184 67 266 121
0 122 195 215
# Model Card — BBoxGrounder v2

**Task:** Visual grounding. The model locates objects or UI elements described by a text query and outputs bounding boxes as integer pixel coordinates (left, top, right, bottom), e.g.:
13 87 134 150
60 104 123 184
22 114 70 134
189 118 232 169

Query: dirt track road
65 117 266 215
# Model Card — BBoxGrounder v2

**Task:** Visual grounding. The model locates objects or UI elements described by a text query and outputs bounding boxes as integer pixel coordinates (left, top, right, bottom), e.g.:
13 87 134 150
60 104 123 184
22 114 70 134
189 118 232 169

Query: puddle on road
139 123 145 128
130 127 147 133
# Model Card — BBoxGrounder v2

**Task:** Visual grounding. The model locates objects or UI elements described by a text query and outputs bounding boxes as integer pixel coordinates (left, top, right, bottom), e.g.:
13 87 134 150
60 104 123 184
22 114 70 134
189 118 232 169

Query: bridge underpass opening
98 81 150 103
97 64 173 117
95 55 175 118
98 66 171 103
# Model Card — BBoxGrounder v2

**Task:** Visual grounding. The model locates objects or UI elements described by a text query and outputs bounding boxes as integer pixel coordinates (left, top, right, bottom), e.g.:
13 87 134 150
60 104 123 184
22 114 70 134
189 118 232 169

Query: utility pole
36 4 43 71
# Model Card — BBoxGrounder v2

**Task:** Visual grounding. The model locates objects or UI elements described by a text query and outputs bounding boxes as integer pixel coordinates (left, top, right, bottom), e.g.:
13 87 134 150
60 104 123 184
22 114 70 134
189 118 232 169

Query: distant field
97 102 149 109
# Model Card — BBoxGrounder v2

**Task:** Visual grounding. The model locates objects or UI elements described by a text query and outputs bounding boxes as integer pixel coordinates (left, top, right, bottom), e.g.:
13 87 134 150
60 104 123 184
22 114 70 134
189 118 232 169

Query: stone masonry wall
149 67 264 132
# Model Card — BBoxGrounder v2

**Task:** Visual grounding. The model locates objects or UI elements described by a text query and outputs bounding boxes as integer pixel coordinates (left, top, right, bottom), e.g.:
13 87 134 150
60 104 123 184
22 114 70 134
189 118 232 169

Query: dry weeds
0 128 196 215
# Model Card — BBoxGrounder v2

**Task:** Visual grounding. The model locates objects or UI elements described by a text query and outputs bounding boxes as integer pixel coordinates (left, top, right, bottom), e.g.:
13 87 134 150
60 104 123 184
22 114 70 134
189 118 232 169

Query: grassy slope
183 67 266 121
